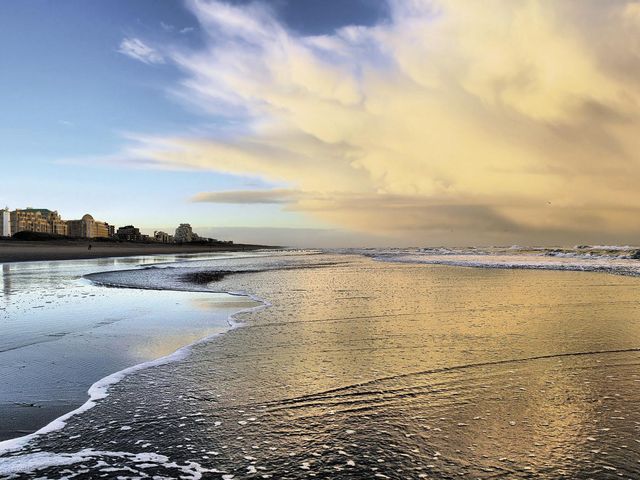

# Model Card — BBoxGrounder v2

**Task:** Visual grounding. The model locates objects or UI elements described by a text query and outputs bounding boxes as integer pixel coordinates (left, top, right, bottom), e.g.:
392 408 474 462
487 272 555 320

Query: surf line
0 282 270 456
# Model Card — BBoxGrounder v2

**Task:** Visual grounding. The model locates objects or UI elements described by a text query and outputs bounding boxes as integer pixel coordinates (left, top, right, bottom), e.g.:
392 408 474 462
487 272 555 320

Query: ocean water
2 248 640 478
0 253 268 442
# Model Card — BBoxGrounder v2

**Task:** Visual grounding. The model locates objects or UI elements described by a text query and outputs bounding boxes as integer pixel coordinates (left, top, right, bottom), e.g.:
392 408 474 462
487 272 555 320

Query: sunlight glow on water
2 252 640 478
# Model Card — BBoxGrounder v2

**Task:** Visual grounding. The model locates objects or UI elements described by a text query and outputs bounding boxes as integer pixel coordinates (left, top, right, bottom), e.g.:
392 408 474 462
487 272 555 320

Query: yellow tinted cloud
121 0 640 244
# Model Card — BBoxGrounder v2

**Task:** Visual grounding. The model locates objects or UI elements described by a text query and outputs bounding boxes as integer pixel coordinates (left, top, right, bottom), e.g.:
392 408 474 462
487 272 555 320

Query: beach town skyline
0 205 226 244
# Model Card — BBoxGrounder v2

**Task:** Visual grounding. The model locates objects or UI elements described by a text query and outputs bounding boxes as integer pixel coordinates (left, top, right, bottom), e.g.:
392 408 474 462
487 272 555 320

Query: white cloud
108 0 640 244
118 37 164 65
160 21 175 32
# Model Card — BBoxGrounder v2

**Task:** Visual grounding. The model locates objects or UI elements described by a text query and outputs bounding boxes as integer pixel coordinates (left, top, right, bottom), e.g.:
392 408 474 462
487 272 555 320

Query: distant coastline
0 238 276 263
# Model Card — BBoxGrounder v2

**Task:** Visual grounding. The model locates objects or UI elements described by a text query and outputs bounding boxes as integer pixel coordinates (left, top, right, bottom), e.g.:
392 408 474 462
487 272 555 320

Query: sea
2 246 640 479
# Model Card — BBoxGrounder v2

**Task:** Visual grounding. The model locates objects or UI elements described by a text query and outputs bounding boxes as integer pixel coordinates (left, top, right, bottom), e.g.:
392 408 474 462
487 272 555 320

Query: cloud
161 22 195 35
110 0 640 244
195 226 390 248
191 188 301 204
118 37 164 65
160 21 175 32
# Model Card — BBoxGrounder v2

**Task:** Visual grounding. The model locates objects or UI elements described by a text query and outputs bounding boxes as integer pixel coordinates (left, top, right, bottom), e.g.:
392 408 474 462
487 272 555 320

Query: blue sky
0 0 387 244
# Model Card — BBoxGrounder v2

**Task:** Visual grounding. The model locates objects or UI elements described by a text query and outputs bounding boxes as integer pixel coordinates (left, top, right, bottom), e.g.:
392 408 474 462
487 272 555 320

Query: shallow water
0 254 262 441
2 252 640 478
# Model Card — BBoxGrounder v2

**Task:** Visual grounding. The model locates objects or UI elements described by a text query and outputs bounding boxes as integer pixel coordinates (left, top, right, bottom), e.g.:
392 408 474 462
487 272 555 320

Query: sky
3 0 640 247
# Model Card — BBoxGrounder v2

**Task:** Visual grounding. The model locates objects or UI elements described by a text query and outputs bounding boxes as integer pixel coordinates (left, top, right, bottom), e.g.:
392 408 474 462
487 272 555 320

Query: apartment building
10 208 67 236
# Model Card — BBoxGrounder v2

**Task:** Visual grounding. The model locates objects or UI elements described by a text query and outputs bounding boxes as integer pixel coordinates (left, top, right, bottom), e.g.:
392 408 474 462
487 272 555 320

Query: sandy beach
0 239 272 263
3 250 640 478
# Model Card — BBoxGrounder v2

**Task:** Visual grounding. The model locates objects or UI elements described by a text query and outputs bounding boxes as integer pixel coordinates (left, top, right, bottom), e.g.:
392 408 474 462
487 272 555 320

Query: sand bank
0 239 273 263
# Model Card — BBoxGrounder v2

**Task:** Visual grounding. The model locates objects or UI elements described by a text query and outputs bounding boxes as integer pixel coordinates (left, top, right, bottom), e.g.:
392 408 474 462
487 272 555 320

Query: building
94 220 111 238
0 207 10 237
11 209 50 235
67 214 112 239
154 231 173 243
116 225 146 242
175 223 194 243
10 208 67 236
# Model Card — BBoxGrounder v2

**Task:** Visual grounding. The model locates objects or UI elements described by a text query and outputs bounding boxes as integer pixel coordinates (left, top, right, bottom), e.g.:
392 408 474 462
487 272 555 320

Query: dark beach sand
0 239 272 263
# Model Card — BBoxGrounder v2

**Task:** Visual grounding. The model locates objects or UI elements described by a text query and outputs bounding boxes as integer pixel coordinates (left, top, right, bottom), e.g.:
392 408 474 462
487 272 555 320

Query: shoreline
0 239 275 264
3 253 640 478
0 273 270 457
372 253 640 278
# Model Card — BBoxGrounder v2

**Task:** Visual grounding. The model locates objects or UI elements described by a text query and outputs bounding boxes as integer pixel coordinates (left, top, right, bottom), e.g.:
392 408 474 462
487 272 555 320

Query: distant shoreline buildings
1 208 10 238
0 206 230 244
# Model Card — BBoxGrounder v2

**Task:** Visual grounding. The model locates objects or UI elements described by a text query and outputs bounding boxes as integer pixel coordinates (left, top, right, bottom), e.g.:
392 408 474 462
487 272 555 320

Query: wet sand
0 253 263 442
4 252 640 478
0 240 272 263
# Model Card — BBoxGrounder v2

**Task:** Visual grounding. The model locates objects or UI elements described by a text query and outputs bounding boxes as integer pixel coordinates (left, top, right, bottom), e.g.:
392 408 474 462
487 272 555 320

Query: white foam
0 448 210 479
373 252 640 277
0 284 270 458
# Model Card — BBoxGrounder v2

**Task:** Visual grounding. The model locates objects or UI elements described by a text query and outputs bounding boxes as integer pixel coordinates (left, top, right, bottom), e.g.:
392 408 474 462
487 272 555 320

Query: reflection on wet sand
0 253 261 442
1 264 11 300
3 253 640 478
